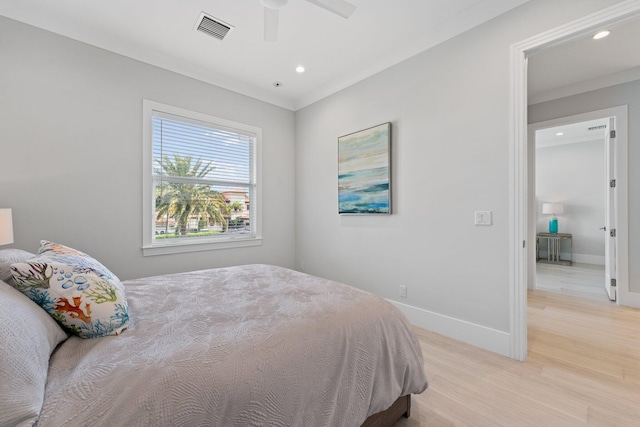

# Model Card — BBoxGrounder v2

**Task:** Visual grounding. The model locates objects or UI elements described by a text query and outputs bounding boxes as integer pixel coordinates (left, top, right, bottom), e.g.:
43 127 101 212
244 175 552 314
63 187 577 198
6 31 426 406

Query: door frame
509 0 640 361
527 107 628 299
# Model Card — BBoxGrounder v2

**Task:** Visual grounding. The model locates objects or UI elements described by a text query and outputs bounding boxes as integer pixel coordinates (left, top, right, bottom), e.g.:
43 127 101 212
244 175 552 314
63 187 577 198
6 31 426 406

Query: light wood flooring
535 263 609 303
395 289 640 426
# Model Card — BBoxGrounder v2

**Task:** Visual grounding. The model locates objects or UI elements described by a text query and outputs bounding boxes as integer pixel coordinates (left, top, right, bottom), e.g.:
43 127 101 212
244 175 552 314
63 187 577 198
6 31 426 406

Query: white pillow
0 280 68 427
0 249 35 286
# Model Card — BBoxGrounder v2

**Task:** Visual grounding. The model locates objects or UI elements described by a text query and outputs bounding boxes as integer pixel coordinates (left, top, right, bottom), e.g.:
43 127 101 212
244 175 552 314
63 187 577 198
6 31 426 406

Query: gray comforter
37 264 428 426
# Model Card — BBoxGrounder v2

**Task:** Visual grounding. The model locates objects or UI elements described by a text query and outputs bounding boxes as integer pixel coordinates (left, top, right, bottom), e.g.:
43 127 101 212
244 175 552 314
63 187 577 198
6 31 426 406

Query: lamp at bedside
542 203 564 234
0 209 14 246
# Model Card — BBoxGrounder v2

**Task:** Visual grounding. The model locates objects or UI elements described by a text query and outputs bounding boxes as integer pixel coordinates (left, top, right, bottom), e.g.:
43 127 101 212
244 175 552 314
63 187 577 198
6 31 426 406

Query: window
142 100 261 256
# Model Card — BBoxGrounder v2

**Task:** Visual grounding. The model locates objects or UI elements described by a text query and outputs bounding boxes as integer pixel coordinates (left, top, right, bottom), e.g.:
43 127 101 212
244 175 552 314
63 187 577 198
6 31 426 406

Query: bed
1 252 428 427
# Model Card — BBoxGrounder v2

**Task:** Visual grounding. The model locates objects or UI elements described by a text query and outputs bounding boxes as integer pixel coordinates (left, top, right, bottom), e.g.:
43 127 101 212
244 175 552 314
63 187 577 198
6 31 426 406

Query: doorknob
599 226 606 231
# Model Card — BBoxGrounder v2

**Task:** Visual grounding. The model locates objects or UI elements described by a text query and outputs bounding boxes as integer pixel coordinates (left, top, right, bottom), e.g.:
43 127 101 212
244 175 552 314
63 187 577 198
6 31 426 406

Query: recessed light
556 132 564 136
593 30 611 40
296 65 305 73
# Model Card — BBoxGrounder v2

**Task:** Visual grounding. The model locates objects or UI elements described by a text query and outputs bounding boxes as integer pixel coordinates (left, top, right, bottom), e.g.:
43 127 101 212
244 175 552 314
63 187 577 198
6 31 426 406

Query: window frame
142 100 262 256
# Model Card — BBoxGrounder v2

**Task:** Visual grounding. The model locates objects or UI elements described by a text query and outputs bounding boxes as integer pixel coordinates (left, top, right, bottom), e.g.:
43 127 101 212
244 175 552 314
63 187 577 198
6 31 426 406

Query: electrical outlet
399 285 407 298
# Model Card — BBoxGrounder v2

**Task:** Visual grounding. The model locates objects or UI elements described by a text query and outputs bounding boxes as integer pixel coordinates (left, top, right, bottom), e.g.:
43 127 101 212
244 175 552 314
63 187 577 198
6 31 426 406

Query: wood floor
395 287 640 425
535 263 609 303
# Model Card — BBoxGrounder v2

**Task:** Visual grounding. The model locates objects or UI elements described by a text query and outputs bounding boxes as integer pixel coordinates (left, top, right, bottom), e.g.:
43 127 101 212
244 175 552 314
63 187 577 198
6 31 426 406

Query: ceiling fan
259 0 357 41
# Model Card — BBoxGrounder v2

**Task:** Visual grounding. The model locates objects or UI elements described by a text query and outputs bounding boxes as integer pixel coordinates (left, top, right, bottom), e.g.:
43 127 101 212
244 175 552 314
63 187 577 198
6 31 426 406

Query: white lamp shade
0 209 14 245
542 203 564 215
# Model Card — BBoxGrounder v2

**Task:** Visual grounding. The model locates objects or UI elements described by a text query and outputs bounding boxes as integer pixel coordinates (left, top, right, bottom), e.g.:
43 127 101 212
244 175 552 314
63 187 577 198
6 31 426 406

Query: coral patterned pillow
10 241 129 338
37 240 115 278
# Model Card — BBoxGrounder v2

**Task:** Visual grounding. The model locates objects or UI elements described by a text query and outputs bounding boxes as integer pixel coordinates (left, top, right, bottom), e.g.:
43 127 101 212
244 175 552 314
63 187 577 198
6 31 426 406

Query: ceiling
2 1 639 111
0 0 531 111
535 118 608 149
528 13 640 105
529 11 640 145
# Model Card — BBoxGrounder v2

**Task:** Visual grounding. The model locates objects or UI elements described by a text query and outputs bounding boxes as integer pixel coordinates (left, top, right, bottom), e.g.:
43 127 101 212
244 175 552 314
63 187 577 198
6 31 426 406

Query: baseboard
388 300 511 357
620 290 640 308
573 254 605 265
537 252 605 265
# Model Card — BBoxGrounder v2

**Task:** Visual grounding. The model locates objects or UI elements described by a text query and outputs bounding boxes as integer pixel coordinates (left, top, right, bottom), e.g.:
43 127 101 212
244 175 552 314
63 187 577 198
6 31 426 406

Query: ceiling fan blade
305 0 356 19
264 7 279 41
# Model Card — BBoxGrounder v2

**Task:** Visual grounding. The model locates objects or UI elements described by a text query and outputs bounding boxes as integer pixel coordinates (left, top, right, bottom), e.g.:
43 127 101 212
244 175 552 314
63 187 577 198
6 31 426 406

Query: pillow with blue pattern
10 241 129 338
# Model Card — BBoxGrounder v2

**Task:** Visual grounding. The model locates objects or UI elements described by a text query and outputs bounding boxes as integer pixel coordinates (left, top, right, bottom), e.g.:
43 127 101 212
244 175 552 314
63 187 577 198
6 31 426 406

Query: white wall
0 0 629 357
536 140 605 264
529 78 640 293
0 16 296 280
295 0 623 355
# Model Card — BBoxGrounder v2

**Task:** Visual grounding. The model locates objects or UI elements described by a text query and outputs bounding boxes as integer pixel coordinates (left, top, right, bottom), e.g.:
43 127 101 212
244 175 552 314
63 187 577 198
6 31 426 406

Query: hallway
536 263 609 303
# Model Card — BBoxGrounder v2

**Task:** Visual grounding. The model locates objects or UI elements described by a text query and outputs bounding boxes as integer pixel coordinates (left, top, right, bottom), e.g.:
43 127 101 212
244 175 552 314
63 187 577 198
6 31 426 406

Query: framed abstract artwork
338 122 391 215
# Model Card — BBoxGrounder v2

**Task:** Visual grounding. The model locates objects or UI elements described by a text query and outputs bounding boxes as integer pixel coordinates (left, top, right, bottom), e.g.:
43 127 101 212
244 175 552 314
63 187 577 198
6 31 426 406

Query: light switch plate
475 211 492 226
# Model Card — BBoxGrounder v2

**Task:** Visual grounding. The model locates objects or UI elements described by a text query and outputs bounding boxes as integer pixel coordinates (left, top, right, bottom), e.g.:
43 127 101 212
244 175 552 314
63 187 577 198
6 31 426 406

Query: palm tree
230 201 244 217
155 154 228 235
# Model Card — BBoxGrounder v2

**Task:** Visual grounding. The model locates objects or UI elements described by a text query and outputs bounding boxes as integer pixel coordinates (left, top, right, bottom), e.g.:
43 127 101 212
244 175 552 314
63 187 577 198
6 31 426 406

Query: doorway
522 105 628 361
530 115 616 303
509 2 640 361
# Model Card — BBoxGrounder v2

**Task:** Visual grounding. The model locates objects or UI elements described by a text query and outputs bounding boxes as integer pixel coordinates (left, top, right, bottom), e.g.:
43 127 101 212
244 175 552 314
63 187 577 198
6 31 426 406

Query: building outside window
142 100 262 256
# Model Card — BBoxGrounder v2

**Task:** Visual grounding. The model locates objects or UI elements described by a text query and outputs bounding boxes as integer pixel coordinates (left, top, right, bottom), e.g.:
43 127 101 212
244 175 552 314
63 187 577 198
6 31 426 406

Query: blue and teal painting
338 123 391 214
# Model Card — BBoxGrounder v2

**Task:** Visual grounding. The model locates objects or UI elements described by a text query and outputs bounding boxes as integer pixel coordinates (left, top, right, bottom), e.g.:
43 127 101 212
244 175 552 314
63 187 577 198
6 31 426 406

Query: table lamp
542 203 563 234
0 209 14 245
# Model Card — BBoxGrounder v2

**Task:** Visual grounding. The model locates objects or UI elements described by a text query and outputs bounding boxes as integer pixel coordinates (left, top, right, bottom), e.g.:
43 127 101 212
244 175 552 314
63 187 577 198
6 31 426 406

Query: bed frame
361 395 411 427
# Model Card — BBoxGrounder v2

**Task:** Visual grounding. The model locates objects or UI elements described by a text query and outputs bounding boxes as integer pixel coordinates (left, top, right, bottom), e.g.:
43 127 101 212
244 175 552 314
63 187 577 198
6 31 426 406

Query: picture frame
338 122 391 215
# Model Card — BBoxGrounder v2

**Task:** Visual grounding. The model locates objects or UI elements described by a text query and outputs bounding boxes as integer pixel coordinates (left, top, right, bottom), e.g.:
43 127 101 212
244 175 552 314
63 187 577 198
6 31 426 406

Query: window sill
142 236 262 256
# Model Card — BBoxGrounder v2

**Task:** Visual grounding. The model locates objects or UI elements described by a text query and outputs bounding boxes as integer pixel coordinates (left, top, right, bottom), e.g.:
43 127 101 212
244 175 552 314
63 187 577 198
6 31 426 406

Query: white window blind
142 101 261 255
153 113 253 184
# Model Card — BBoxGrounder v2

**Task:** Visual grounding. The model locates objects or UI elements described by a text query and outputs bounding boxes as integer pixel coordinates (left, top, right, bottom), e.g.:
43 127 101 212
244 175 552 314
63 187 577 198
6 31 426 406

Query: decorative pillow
0 248 35 286
37 240 116 278
0 280 68 427
11 241 129 339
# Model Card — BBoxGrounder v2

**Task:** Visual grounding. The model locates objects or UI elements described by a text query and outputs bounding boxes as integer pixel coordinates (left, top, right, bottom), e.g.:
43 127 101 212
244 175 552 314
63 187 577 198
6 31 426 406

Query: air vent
195 13 233 41
588 125 607 131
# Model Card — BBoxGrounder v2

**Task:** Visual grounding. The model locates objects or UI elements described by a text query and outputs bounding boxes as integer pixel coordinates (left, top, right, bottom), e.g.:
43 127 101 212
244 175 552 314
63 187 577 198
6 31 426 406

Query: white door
604 117 616 301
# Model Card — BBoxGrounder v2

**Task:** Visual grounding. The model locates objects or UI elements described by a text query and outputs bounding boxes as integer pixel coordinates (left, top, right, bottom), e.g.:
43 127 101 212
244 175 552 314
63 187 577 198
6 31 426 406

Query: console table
536 233 572 266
